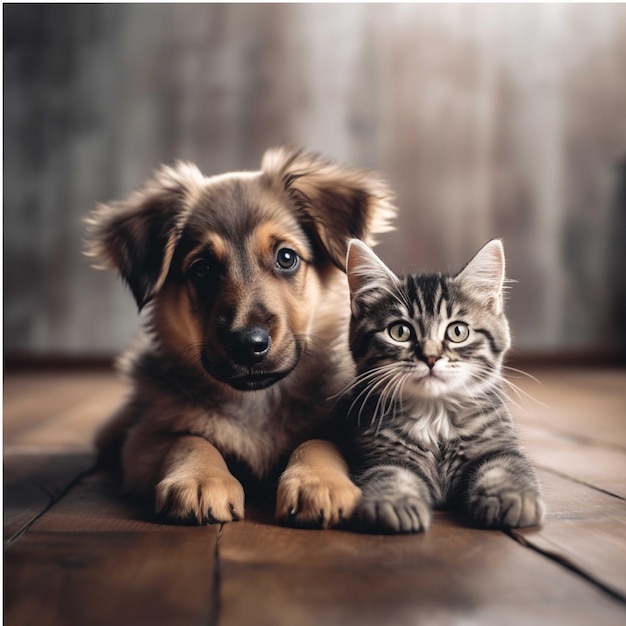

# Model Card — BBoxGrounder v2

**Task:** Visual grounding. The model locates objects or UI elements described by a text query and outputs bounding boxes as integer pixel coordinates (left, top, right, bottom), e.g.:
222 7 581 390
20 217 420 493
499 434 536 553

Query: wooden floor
3 366 626 625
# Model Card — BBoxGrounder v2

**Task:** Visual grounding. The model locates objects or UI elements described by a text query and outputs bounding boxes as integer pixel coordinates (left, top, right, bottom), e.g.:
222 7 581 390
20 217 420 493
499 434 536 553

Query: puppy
86 147 396 526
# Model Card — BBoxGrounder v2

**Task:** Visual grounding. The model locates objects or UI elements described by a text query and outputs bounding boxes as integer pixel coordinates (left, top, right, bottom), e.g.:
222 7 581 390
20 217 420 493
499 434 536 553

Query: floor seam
206 523 224 626
534 463 625 501
505 529 626 605
3 461 99 552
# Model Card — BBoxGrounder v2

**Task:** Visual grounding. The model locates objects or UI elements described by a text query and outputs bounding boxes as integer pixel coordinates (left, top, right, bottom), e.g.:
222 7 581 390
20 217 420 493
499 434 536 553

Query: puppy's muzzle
221 327 272 367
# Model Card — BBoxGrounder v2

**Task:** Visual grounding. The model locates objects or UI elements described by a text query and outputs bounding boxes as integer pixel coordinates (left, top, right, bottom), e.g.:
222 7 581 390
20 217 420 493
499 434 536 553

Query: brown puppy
86 147 396 527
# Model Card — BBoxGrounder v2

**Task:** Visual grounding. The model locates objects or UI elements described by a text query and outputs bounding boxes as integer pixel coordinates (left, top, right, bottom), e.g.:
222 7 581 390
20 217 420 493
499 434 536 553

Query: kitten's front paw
468 489 544 529
276 471 362 529
354 494 431 534
155 470 244 525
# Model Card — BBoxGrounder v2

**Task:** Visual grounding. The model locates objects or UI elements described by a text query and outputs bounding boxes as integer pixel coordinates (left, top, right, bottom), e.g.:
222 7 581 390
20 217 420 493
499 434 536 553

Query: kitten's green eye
446 322 470 343
388 322 413 342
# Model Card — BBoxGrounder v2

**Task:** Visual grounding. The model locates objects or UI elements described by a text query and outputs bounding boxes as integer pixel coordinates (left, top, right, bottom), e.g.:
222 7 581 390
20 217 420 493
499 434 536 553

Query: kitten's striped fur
344 239 544 533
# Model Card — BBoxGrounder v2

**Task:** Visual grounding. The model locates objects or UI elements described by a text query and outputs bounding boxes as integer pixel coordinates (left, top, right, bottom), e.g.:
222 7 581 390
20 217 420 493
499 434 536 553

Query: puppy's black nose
227 327 271 366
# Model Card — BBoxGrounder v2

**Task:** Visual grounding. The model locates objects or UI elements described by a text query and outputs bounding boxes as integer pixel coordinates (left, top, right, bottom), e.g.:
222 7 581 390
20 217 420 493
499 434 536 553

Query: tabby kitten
343 239 544 533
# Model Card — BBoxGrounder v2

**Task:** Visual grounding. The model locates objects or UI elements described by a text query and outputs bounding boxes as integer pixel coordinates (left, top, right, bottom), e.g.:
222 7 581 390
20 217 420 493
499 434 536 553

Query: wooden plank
3 371 124 442
520 425 626 498
4 452 94 544
4 470 218 626
513 469 626 599
510 368 626 449
4 371 118 544
3 372 92 417
5 381 127 452
2 372 62 404
3 368 626 625
218 510 626 626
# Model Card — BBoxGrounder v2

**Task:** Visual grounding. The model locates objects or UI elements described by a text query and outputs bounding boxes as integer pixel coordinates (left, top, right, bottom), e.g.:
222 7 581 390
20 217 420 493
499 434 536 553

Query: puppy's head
86 148 395 392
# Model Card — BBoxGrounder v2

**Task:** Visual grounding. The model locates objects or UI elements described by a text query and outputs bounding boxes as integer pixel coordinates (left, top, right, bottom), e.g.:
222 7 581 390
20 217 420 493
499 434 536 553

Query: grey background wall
4 4 626 357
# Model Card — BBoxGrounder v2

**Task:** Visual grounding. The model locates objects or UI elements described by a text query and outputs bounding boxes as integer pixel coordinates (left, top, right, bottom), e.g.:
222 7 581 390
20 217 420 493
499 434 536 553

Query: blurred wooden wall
4 4 626 357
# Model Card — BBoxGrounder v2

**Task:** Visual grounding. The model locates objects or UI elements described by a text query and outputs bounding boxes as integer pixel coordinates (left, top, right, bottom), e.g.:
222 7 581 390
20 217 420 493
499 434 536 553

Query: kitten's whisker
389 375 402 423
389 372 410 425
391 372 410 425
349 370 398 427
503 365 542 385
371 381 391 429
329 363 400 402
387 370 408 421
373 372 404 434
372 369 403 415
460 382 484 410
501 377 550 409
464 363 542 414
358 375 395 428
368 366 407 428
327 366 388 400
467 364 547 409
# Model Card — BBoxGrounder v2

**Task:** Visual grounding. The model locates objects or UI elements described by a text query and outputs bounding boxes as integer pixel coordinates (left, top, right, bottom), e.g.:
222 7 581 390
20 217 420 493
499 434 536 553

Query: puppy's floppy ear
262 148 396 269
85 162 204 309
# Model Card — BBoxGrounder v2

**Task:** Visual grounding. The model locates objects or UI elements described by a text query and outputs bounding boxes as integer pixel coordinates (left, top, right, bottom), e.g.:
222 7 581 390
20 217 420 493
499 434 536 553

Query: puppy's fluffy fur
86 147 396 526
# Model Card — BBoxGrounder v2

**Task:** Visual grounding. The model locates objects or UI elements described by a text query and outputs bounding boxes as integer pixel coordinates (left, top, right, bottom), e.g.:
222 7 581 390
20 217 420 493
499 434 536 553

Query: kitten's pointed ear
346 239 397 306
456 239 506 314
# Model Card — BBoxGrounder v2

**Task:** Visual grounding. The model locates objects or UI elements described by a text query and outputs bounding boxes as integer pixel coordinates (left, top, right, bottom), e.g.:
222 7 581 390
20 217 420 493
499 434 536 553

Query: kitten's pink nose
426 356 440 369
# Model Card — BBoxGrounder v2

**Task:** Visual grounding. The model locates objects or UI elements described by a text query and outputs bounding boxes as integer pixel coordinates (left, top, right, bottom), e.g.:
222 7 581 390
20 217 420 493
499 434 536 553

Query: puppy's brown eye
276 248 299 272
189 258 211 280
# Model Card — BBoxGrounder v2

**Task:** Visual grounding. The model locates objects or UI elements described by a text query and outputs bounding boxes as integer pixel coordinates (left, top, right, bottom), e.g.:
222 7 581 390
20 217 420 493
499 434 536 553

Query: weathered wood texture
512 368 626 449
509 368 626 600
4 452 94 544
4 4 626 355
4 472 219 626
3 370 127 452
3 368 626 625
3 371 218 626
218 514 625 626
514 470 626 599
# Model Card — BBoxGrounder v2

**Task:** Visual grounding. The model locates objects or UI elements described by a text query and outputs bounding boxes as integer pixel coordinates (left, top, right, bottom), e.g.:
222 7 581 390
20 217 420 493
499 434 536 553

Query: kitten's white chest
404 402 456 447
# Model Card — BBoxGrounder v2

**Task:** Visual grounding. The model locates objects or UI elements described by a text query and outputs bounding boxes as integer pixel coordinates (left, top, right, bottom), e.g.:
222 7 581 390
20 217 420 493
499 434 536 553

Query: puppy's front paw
155 470 244 525
354 494 431 534
276 470 362 529
468 489 544 529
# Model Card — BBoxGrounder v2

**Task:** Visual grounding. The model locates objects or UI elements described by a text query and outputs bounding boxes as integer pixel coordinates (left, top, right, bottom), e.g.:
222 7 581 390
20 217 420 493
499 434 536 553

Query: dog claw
228 502 241 521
